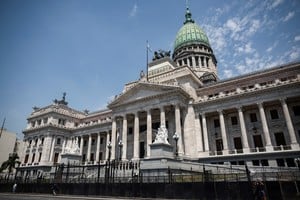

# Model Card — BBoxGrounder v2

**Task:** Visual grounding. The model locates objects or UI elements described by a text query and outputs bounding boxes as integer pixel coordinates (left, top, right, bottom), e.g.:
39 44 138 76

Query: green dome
174 8 210 51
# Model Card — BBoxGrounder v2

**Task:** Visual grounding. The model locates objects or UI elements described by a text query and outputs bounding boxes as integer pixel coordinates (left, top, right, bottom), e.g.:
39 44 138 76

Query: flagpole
146 40 149 81
0 117 5 138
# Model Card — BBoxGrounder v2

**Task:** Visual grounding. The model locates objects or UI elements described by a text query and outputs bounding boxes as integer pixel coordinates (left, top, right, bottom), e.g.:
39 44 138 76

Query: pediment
108 83 189 108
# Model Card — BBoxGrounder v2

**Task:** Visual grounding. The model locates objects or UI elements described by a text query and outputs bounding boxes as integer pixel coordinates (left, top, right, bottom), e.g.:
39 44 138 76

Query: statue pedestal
150 142 173 158
60 153 82 165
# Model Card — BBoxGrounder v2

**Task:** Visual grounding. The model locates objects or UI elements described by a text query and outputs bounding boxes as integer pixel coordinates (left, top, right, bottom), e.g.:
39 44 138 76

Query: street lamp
173 132 179 157
107 141 112 162
118 140 123 161
295 158 300 170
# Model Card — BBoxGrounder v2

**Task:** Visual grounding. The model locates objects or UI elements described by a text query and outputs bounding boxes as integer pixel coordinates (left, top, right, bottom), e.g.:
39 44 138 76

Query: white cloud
295 35 300 42
289 47 300 60
129 3 138 17
266 41 278 52
237 42 255 54
282 11 295 22
269 0 284 9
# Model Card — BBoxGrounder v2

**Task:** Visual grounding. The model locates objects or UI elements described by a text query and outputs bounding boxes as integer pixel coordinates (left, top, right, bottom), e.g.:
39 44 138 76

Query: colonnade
199 99 298 154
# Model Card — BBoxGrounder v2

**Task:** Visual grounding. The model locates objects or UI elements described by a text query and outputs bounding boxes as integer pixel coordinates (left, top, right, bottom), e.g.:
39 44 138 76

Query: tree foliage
0 153 21 174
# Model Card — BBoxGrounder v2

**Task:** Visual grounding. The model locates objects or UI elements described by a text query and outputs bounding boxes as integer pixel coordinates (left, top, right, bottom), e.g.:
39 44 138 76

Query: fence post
245 165 254 200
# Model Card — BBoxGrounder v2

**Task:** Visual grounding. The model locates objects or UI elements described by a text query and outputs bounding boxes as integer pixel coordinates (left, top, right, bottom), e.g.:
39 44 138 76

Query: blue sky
0 0 299 138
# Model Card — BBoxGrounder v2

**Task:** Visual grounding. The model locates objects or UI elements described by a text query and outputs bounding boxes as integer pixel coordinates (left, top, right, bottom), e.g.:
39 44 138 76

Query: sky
0 0 299 139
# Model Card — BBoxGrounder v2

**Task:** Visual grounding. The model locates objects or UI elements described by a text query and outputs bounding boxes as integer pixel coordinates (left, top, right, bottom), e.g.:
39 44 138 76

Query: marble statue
153 125 170 144
64 137 80 155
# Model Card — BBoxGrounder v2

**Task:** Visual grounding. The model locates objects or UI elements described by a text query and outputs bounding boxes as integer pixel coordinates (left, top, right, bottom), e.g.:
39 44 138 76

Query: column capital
236 106 244 112
217 109 224 114
279 97 287 104
200 112 206 116
256 101 264 107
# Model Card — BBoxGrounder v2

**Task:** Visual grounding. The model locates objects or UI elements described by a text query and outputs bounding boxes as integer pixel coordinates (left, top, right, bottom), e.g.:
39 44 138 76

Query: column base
243 148 250 153
265 145 273 151
291 143 300 150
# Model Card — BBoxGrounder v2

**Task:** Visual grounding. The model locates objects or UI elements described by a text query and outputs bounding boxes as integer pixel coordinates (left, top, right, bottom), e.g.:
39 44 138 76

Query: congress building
19 7 300 177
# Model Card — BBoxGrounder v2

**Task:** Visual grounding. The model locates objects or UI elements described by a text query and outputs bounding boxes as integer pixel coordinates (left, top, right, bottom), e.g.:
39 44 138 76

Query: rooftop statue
152 49 171 61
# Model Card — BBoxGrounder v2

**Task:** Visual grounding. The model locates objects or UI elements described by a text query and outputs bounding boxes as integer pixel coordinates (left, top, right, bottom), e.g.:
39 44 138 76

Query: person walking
12 183 17 193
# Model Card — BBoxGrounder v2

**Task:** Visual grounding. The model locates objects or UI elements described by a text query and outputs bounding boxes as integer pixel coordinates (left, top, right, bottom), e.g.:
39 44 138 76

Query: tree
0 153 21 176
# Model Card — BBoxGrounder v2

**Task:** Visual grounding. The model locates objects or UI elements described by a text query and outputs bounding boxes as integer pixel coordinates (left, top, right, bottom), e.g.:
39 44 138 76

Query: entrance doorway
274 132 286 146
216 139 223 154
234 137 243 152
139 141 145 158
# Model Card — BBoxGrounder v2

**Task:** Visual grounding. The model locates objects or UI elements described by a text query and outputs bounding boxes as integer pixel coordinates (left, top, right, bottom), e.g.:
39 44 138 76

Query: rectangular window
53 153 59 163
214 119 220 128
24 154 29 163
31 153 35 163
250 113 257 122
286 158 296 167
56 138 61 145
92 139 95 145
270 109 279 119
140 124 147 132
128 127 133 135
100 137 104 144
276 159 285 167
83 140 87 147
38 153 42 162
231 116 238 125
82 154 86 162
252 160 259 166
41 138 44 145
261 160 269 166
293 106 300 116
90 153 94 161
99 152 103 161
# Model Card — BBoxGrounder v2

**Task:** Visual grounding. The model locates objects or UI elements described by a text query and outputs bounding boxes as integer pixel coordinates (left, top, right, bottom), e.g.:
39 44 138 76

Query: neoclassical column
133 112 140 159
257 102 272 149
203 56 207 67
237 107 250 152
160 106 166 127
122 115 128 160
96 133 101 163
192 56 196 67
87 134 92 162
146 109 152 157
175 104 184 155
61 137 67 154
34 138 40 163
105 132 110 160
49 135 56 162
79 136 84 155
201 113 210 152
195 114 203 152
111 117 117 160
187 57 190 66
280 99 298 149
219 110 228 154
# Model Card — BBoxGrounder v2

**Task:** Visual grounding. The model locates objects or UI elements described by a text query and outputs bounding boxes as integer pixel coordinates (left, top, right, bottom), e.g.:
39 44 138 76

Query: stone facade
19 7 300 177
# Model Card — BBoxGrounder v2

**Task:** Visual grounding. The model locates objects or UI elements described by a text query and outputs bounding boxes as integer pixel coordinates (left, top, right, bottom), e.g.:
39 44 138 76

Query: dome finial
184 0 194 24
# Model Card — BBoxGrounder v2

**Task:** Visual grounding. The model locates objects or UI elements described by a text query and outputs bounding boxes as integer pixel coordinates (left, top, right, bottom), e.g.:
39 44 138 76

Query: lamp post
173 132 179 157
118 140 123 161
295 158 300 171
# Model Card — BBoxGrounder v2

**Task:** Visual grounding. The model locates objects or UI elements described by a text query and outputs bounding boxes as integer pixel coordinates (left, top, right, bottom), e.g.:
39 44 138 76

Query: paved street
0 193 158 200
0 193 178 200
